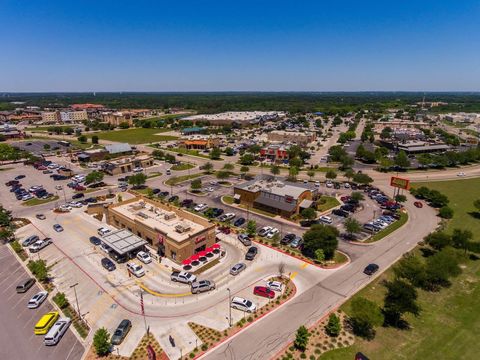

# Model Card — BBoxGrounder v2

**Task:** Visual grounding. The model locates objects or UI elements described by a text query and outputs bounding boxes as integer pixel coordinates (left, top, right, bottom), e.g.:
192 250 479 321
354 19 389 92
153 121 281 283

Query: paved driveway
0 245 84 360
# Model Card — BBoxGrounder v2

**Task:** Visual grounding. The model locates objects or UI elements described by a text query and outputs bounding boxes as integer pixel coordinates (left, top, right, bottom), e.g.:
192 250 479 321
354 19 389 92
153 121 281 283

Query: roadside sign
390 176 410 190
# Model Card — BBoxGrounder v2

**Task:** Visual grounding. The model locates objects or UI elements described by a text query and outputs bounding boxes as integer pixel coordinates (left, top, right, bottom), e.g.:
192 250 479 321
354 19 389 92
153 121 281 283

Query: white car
209 181 218 186
22 194 33 201
266 280 284 292
133 167 144 173
315 181 320 187
59 204 72 211
205 187 214 192
344 182 350 188
319 215 333 224
231 296 257 313
194 203 208 212
326 181 333 188
69 201 83 208
29 238 52 253
266 228 279 239
27 291 48 309
457 172 466 177
136 251 152 264
29 185 43 193
55 185 63 190
223 213 236 221
47 164 58 169
97 227 111 236
258 226 273 237
126 262 145 277
99 242 111 254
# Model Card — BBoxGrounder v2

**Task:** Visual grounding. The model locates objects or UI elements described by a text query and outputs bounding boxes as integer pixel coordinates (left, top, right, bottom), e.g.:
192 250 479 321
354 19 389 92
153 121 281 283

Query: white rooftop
182 111 285 122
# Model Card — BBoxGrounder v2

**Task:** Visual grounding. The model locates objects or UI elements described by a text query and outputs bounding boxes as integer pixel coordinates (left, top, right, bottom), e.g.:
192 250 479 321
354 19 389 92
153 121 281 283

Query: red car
340 196 351 202
414 201 423 208
218 226 231 234
253 286 275 299
74 185 86 191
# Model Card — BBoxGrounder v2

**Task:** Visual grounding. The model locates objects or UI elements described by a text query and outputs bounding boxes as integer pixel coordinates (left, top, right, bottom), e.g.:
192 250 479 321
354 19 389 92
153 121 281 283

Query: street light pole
226 287 232 327
70 282 81 320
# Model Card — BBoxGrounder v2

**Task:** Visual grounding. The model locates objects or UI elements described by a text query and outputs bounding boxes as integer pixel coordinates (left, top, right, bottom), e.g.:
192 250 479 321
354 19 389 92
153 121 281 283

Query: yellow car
34 311 59 335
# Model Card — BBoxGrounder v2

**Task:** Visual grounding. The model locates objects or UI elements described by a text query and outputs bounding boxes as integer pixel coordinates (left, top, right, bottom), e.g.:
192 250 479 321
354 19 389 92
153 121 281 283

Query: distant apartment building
267 130 316 146
71 103 105 111
41 111 61 122
60 110 88 123
101 112 134 127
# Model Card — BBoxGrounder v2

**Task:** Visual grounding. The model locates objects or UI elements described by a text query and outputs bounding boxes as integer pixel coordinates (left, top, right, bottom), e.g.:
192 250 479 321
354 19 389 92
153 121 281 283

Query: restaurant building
105 196 216 263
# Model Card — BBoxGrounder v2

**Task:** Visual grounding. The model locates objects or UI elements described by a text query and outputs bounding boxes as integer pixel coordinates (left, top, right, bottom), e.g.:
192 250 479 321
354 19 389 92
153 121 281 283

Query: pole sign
390 176 410 190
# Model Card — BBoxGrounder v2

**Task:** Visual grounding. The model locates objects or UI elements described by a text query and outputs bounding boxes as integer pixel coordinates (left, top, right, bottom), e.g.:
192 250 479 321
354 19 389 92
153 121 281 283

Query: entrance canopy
101 229 147 255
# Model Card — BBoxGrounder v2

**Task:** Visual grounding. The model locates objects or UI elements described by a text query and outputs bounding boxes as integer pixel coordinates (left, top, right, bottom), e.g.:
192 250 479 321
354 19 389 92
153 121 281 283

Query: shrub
53 292 69 309
93 327 111 356
10 240 22 254
439 206 454 219
325 313 341 337
294 325 310 352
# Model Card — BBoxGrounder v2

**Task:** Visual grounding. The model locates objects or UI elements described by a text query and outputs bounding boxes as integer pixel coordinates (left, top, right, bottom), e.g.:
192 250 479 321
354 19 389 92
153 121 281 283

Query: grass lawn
22 195 59 206
93 128 178 144
165 173 204 186
322 178 480 360
166 147 211 159
147 172 162 179
222 195 234 204
317 195 340 212
365 211 408 243
170 163 195 171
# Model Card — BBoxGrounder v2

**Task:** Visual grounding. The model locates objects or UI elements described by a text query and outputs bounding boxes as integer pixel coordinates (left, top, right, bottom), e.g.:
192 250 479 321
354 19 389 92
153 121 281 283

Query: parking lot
0 245 84 360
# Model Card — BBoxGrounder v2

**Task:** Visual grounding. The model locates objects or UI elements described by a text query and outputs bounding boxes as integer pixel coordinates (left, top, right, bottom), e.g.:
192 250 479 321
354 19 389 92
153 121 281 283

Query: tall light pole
70 282 81 320
226 288 232 327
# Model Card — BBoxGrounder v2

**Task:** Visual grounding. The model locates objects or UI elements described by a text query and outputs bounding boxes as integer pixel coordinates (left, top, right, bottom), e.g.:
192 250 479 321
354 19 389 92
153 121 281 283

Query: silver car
191 280 215 294
230 263 246 276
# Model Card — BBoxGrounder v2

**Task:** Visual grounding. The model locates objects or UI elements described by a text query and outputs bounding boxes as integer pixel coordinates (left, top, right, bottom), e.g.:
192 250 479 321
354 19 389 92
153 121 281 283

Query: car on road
233 217 246 227
22 235 40 247
205 187 214 192
97 227 111 236
136 251 152 264
35 214 46 220
266 228 279 239
194 203 208 212
55 185 63 190
101 257 116 271
237 234 252 246
363 263 379 276
27 291 48 309
171 271 197 284
253 286 275 299
258 226 273 237
245 246 258 260
319 215 333 224
72 193 84 199
231 296 256 313
53 224 64 232
126 262 145 277
191 280 216 294
15 175 26 180
89 236 102 245
457 172 466 177
266 281 283 292
230 263 247 276
44 317 71 346
414 201 423 208
111 319 132 345
69 201 83 208
16 278 36 293
29 238 52 253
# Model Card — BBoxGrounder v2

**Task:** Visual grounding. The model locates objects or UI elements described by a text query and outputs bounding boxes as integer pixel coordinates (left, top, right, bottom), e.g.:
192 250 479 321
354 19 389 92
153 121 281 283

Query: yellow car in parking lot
34 311 59 335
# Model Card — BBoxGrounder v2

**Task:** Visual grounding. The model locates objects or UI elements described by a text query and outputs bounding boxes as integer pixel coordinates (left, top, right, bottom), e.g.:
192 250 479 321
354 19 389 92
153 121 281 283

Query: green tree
344 218 362 237
438 206 454 219
270 165 280 176
246 220 257 237
210 147 221 160
294 325 310 352
344 168 355 181
314 249 325 263
300 207 316 220
302 224 339 260
325 313 341 337
383 279 421 327
202 162 214 173
350 297 384 339
27 260 49 282
93 327 111 356
395 194 407 203
307 170 315 180
43 144 51 151
325 169 337 180
288 166 299 181
216 170 230 180
424 231 452 251
350 191 364 202
225 147 234 156
240 153 255 165
473 199 480 212
340 155 354 170
85 170 104 185
223 163 234 171
394 150 411 169
352 172 373 185
119 122 130 129
191 178 202 190
240 166 249 175
451 228 472 253
393 253 426 288
77 135 87 143
128 173 147 188
289 157 303 168
91 135 99 144
52 292 69 309
424 247 462 291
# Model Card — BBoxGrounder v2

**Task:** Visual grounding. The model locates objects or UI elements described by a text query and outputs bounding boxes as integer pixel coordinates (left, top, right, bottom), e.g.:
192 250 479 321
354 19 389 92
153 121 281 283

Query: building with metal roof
105 143 132 155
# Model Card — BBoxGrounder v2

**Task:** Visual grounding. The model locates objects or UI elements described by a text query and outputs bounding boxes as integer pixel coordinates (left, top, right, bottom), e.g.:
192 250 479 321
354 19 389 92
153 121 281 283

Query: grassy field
170 163 195 171
93 128 178 144
322 178 480 360
317 195 340 212
165 173 203 186
167 147 211 159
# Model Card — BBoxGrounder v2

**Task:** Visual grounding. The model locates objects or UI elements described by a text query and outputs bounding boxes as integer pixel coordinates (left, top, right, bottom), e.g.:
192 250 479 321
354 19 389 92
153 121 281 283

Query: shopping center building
104 196 216 263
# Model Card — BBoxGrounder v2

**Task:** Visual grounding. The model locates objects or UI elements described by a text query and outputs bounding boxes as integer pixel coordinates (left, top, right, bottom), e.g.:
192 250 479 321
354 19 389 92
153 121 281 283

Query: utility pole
70 282 81 320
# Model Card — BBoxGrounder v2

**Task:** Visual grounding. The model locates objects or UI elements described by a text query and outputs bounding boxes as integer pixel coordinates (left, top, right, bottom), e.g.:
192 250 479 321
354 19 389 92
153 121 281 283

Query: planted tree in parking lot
394 150 410 169
300 207 316 220
288 166 299 182
77 135 87 143
352 172 373 185
240 166 249 176
52 292 69 309
270 165 280 176
350 297 383 339
128 173 147 188
325 169 337 180
27 260 48 282
216 170 230 180
350 191 364 202
394 194 407 203
93 327 111 356
191 178 202 191
202 161 214 174
314 249 325 263
302 224 339 260
307 170 315 180
246 220 257 237
344 218 362 237
86 170 104 185
294 325 310 351
223 163 234 171
209 147 221 160
438 205 454 219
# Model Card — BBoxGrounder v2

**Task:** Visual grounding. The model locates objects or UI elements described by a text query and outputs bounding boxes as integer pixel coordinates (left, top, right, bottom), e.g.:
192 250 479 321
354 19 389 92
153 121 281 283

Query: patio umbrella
212 243 220 249
182 258 192 265
198 250 208 257
190 254 200 261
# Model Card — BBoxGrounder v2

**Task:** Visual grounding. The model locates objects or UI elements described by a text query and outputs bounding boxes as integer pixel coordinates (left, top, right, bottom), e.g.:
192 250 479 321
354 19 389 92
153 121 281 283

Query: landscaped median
22 195 59 206
165 172 205 186
182 277 296 360
364 211 408 243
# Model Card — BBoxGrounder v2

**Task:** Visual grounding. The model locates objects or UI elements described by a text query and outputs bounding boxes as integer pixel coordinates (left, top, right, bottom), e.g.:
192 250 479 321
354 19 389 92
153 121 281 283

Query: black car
90 236 102 245
85 197 97 203
212 208 224 217
363 263 379 276
168 195 179 202
159 191 169 198
300 219 320 227
152 188 161 194
233 217 246 227
245 246 258 260
101 257 116 271
111 319 132 345
5 180 19 186
14 175 26 180
281 233 296 245
181 199 193 207
341 204 356 213
332 209 349 217
72 193 85 199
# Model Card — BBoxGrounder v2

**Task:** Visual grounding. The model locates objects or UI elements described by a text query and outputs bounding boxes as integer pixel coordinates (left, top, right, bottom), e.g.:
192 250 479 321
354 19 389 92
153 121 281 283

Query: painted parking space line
300 262 309 269
290 271 298 280
137 282 191 298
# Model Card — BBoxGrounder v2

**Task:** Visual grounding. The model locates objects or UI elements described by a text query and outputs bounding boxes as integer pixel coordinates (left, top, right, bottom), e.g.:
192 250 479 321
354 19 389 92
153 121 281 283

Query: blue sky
1 0 479 91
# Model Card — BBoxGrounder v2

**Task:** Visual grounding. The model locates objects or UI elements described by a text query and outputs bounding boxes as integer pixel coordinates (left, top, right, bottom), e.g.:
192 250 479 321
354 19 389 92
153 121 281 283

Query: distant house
105 143 133 155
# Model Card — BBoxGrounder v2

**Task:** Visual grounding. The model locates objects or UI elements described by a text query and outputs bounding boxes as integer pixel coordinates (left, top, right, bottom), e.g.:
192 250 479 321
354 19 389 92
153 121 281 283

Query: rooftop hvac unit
137 212 148 219
164 211 176 220
175 223 191 233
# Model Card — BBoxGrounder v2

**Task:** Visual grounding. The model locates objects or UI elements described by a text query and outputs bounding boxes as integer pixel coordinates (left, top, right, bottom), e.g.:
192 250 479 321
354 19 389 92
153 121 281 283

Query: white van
44 317 71 346
97 227 111 236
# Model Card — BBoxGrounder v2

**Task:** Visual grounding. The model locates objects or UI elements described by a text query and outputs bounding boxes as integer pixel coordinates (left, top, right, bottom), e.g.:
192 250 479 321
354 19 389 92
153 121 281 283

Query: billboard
390 176 410 190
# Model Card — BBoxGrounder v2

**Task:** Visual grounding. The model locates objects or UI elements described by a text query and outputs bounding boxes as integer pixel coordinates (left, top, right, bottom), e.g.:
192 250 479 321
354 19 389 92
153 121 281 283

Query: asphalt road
0 245 84 360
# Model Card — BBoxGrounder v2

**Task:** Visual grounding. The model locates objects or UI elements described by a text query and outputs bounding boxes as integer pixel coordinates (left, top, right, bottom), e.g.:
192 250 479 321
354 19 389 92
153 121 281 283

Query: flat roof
111 200 206 243
101 229 147 255
182 111 285 122
236 177 314 200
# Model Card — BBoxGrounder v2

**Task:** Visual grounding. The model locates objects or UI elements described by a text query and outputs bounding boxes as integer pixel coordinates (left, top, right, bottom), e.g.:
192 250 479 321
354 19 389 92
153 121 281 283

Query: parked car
319 215 333 224
194 203 208 212
191 280 216 294
89 236 102 245
231 296 256 313
168 195 179 202
126 262 145 277
72 193 84 199
280 233 296 245
414 201 423 208
332 209 349 217
258 226 273 237
237 234 252 246
253 286 275 299
266 281 283 292
44 317 71 346
27 291 48 309
16 278 36 293
230 263 247 276
233 217 246 227
53 224 63 232
171 271 197 284
211 208 224 217
245 246 258 260
97 227 111 236
181 199 193 207
22 235 40 247
218 213 235 222
15 175 26 180
111 319 132 345
29 238 52 253
289 236 303 248
136 251 152 264
35 214 46 220
363 263 379 275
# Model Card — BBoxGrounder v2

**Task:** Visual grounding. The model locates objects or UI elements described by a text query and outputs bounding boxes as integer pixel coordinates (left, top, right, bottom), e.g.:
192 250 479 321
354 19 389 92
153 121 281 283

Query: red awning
212 243 220 249
182 258 192 265
205 247 214 253
198 251 208 257
190 254 200 261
